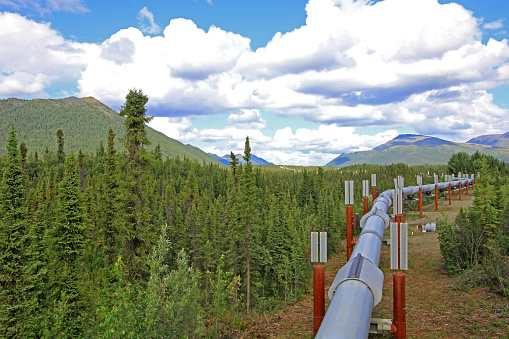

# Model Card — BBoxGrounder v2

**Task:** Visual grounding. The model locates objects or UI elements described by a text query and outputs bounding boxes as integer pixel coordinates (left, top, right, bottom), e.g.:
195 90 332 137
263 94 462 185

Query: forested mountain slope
326 134 509 167
0 96 223 165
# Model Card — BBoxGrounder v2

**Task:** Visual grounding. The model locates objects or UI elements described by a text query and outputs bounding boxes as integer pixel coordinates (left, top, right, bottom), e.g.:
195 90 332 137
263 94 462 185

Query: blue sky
1 0 509 165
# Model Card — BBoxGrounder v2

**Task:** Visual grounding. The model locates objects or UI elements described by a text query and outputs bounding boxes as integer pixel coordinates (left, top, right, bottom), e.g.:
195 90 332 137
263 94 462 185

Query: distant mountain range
209 153 275 166
0 96 223 165
325 133 509 167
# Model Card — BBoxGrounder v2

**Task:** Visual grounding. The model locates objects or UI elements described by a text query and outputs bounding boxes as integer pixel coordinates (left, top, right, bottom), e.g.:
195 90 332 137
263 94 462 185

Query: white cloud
138 7 161 35
149 116 397 165
484 19 504 30
78 19 251 111
227 109 267 128
2 0 509 165
0 12 97 97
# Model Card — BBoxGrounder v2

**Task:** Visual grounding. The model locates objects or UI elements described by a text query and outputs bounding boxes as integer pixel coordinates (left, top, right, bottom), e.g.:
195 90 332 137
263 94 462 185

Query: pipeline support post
435 184 438 211
448 182 452 205
418 186 422 215
392 273 406 339
371 173 377 201
459 181 462 201
345 180 354 261
363 197 368 215
346 205 353 260
313 265 325 337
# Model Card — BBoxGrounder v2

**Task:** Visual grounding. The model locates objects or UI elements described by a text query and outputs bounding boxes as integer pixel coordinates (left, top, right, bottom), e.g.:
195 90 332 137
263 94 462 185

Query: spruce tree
49 153 85 337
118 89 154 279
0 125 28 337
241 136 259 315
56 129 65 164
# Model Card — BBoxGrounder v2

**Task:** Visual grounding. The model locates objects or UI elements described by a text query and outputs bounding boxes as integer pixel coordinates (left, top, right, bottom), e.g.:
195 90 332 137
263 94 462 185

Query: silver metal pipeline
315 178 473 338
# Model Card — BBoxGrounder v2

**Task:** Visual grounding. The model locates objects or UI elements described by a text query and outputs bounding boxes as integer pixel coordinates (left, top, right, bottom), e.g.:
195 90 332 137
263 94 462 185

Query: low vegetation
438 154 509 297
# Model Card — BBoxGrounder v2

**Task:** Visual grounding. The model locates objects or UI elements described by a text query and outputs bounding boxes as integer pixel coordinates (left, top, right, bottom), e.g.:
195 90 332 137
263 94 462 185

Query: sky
1 0 509 166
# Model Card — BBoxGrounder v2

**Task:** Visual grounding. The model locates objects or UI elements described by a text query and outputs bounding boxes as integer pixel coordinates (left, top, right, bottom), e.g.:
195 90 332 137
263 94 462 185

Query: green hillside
326 134 509 167
0 96 223 165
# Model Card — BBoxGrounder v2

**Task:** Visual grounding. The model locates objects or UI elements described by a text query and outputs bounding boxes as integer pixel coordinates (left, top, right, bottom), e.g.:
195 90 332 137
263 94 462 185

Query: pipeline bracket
328 253 384 306
360 206 390 229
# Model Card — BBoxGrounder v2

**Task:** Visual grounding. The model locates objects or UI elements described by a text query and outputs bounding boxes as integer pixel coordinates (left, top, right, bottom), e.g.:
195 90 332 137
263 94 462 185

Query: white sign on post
345 180 354 205
362 180 369 197
390 222 408 270
311 230 327 263
320 231 327 263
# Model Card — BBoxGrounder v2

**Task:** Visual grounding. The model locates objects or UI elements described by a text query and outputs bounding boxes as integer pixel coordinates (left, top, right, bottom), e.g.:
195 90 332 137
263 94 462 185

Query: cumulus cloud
78 19 251 110
138 7 161 34
0 12 97 97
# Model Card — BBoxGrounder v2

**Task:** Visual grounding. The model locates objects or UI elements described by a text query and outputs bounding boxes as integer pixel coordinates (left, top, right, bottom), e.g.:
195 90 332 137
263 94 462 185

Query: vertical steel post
459 181 462 201
448 182 452 205
393 273 406 339
346 205 353 261
435 184 438 211
363 196 368 215
418 186 422 215
313 265 325 337
371 173 377 200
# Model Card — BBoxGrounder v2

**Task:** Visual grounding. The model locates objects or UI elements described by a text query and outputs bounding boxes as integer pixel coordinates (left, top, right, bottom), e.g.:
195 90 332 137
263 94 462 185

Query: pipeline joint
360 206 390 229
328 253 384 306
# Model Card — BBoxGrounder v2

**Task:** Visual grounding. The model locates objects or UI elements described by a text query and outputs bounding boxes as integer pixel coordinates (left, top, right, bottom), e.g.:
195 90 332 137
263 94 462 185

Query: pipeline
315 178 473 338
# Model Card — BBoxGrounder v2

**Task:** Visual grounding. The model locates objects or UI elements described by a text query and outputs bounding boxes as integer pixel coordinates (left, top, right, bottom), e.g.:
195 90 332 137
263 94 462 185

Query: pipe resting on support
315 179 472 338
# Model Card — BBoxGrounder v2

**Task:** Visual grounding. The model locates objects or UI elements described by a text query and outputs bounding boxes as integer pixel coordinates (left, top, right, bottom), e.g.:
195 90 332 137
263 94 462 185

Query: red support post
392 273 406 339
435 184 438 211
363 196 368 215
418 186 423 215
466 180 469 195
313 265 325 337
448 183 452 206
372 186 377 201
472 178 475 190
459 181 462 201
346 205 353 261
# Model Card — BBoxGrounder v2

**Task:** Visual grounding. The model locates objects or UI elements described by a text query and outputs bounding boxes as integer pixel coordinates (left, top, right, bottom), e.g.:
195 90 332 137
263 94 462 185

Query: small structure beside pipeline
315 178 473 339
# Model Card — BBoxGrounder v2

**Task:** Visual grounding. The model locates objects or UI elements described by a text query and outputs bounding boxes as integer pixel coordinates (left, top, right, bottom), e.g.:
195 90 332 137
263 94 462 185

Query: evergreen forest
1 89 508 338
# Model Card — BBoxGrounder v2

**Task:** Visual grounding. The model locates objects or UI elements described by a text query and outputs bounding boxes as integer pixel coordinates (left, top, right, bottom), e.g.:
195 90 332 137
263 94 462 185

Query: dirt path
246 191 509 338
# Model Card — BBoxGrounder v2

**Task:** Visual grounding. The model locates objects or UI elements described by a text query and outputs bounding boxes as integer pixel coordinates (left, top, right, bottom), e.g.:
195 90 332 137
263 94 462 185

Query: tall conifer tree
0 125 28 337
50 153 85 337
118 89 154 279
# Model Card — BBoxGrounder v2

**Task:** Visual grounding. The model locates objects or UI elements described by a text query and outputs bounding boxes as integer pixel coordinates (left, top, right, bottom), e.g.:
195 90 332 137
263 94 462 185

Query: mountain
325 133 509 167
467 132 509 148
209 153 275 166
0 96 223 165
209 153 230 165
